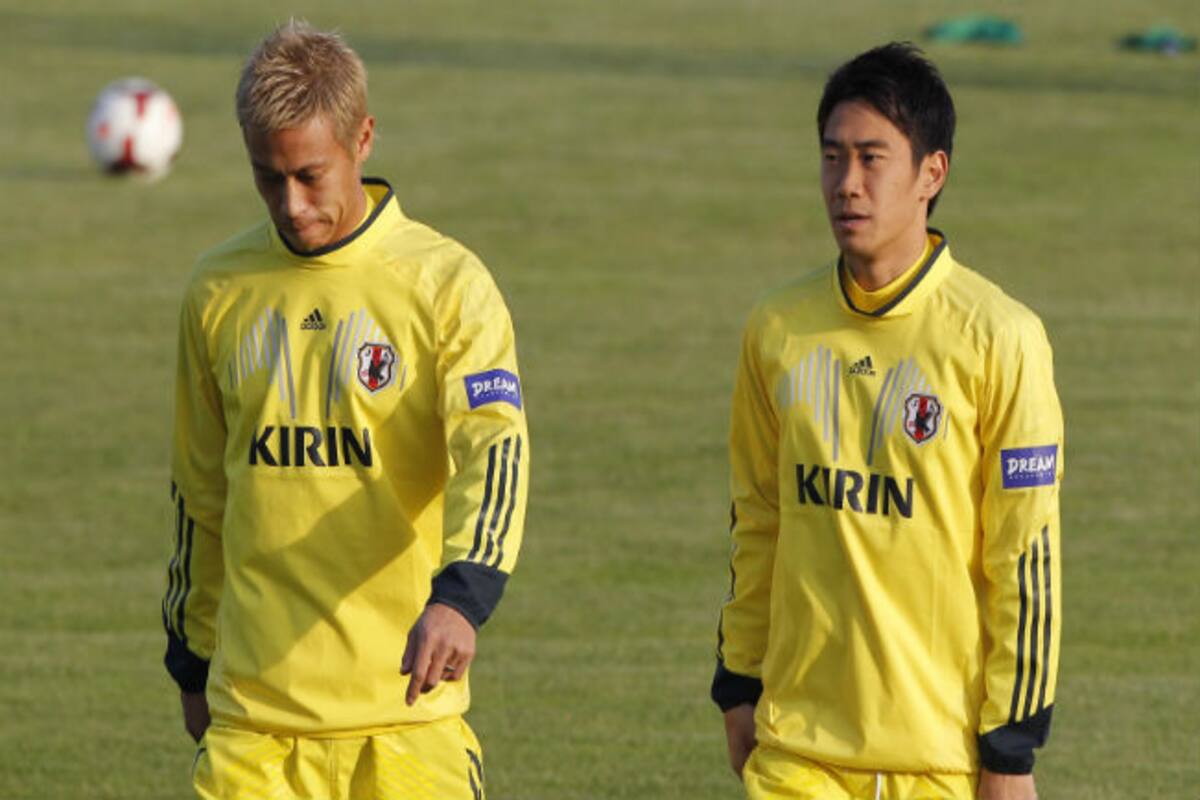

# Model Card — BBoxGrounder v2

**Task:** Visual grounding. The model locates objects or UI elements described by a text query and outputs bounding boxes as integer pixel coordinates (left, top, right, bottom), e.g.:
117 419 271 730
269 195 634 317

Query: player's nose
835 161 863 198
280 178 307 221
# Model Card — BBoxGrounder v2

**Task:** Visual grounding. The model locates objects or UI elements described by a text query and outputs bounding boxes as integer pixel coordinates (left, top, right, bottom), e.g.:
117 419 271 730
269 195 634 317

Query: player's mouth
833 212 870 232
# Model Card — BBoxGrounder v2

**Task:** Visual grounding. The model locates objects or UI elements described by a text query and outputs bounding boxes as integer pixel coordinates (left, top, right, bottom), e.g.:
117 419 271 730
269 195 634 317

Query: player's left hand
978 769 1037 800
400 603 477 706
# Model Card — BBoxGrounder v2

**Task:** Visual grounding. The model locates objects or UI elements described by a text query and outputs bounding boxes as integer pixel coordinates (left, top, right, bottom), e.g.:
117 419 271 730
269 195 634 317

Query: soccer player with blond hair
162 20 528 799
712 43 1062 800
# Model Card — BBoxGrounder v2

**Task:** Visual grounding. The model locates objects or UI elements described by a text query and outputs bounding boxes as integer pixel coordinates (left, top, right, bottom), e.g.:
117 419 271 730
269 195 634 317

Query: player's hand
978 769 1037 800
180 690 210 743
400 603 477 706
722 703 757 778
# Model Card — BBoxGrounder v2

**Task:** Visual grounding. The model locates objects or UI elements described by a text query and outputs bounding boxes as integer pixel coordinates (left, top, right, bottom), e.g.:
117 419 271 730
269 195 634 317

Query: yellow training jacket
163 179 529 735
712 232 1062 775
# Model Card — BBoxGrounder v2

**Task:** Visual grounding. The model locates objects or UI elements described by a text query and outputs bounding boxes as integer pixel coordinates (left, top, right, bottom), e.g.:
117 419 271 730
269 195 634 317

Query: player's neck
842 225 930 292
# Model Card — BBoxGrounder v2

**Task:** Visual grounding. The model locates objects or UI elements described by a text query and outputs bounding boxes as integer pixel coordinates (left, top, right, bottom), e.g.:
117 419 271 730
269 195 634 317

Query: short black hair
817 42 956 214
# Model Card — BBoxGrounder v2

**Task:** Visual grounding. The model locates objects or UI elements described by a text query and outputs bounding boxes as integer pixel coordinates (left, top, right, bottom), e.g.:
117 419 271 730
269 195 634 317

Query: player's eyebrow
822 137 891 149
250 160 327 175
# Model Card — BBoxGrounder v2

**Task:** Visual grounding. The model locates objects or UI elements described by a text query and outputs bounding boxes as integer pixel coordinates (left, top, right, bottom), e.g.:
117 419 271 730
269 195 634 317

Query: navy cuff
978 705 1054 774
164 633 209 693
711 660 763 711
429 562 508 629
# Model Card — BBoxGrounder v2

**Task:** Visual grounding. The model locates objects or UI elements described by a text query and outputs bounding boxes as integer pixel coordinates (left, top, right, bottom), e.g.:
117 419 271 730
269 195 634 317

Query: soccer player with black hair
712 43 1062 800
162 20 528 799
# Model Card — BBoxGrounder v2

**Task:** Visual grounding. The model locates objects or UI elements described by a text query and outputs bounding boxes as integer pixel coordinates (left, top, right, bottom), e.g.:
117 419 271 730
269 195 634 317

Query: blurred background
1 1 1197 797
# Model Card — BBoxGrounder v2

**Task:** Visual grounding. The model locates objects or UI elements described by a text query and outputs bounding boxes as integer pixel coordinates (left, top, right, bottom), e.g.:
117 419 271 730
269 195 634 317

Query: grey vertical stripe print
777 346 841 462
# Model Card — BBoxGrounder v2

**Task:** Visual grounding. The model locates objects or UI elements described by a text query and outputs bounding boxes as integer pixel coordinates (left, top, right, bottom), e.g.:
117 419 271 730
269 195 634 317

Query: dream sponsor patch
1001 445 1058 489
465 369 522 410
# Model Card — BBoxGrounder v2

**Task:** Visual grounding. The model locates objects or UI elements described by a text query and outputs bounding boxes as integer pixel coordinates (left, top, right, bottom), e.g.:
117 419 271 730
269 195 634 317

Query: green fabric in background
925 15 1024 45
1119 25 1197 54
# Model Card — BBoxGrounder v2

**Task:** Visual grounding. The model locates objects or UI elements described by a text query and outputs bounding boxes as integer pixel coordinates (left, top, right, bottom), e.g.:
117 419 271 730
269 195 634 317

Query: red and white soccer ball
86 78 183 179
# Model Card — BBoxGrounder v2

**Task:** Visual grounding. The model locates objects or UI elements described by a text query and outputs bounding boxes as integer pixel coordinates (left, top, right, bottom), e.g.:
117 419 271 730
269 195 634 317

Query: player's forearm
977 768 1038 799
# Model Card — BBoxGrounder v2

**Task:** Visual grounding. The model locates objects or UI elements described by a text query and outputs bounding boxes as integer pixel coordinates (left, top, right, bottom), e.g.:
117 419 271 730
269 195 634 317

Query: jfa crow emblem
356 343 396 393
903 393 942 444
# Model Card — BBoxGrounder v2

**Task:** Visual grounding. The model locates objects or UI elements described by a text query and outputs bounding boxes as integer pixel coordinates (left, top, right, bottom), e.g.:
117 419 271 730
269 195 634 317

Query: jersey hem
204 713 467 740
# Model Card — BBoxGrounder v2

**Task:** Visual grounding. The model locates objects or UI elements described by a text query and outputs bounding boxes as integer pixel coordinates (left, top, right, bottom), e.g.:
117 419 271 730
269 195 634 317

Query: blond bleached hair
236 20 368 150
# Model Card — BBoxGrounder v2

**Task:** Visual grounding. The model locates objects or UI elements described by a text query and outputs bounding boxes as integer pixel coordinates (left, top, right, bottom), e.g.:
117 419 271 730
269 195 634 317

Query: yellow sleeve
428 258 529 628
977 316 1064 773
712 310 779 710
163 287 227 692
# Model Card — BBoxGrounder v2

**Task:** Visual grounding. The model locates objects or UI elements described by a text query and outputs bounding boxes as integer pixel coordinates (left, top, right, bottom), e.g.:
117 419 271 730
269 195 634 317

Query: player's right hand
400 603 477 706
180 690 210 743
723 703 757 778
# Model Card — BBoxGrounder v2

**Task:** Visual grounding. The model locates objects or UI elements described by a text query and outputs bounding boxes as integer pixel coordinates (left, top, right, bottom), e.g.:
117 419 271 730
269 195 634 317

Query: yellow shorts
193 716 485 800
743 745 976 800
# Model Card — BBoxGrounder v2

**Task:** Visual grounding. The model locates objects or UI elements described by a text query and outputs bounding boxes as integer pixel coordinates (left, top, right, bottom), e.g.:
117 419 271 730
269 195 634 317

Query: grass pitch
1 1 1197 798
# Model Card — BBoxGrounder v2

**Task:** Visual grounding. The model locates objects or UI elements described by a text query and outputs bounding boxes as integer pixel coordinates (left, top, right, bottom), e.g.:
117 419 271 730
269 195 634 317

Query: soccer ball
86 78 183 179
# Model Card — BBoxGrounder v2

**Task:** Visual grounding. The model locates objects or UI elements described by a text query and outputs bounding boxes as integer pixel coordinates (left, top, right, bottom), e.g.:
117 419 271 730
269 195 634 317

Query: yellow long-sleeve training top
162 178 529 735
712 231 1063 775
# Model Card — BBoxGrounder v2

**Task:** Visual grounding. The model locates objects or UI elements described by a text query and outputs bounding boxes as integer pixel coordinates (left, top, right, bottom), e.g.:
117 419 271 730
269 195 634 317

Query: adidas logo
300 308 326 331
848 355 876 376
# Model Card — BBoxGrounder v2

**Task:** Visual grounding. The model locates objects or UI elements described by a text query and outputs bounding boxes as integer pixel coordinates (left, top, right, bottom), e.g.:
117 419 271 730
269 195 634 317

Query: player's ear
919 150 948 202
353 115 375 164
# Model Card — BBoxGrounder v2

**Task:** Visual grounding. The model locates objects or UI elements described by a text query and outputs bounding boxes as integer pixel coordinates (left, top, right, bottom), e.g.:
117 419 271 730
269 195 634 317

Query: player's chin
287 226 332 253
832 232 872 259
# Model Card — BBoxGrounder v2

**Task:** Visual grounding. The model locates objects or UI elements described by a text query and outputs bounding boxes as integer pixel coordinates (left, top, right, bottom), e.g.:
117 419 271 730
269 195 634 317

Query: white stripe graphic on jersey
252 310 266 370
880 357 911 440
865 358 941 462
226 308 290 399
866 367 895 466
778 346 842 461
333 309 361 405
271 313 287 404
325 319 345 417
326 309 401 409
348 312 369 389
797 357 806 407
821 347 830 443
345 310 370 395
279 316 297 419
811 347 820 402
831 362 841 462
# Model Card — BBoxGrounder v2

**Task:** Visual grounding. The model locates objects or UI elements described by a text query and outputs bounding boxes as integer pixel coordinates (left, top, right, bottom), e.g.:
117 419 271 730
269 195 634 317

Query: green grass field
1 1 1197 797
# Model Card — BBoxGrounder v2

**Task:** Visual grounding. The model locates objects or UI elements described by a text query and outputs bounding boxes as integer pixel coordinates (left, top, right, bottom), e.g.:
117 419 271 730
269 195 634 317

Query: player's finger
405 638 433 706
399 626 419 676
441 656 464 682
422 645 451 694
